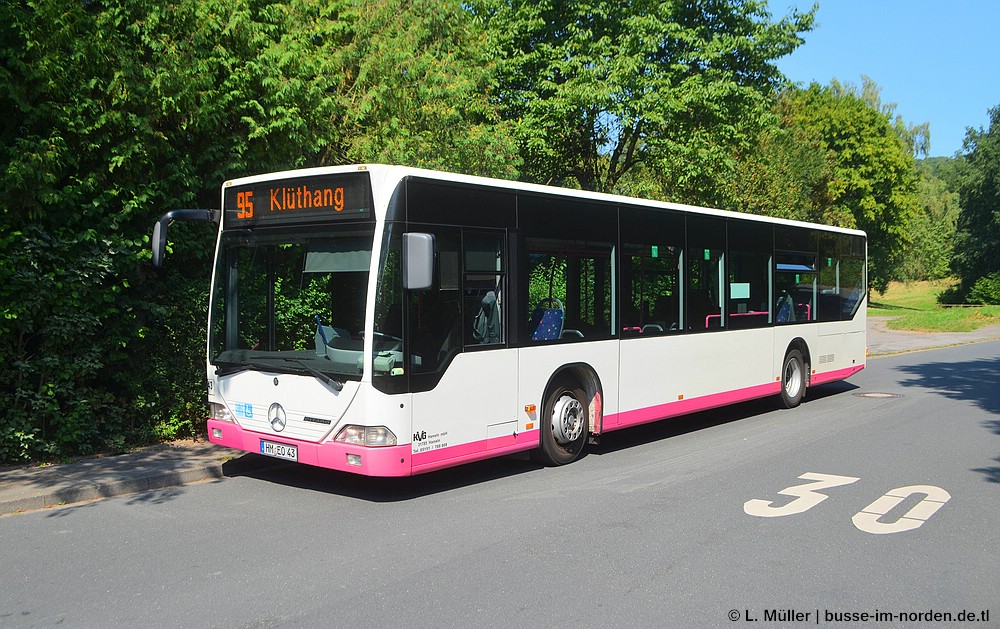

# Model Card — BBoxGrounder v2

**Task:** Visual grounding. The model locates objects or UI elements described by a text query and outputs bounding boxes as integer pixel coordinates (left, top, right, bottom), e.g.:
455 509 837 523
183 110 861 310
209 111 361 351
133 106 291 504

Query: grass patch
870 279 954 312
871 280 1000 332
885 306 1000 332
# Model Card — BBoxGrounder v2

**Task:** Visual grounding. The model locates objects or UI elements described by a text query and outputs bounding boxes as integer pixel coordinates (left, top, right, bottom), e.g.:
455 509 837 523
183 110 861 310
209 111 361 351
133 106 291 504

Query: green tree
259 0 519 175
897 162 960 281
920 156 963 190
471 0 815 197
721 95 837 223
775 81 921 292
951 106 1000 296
0 0 274 461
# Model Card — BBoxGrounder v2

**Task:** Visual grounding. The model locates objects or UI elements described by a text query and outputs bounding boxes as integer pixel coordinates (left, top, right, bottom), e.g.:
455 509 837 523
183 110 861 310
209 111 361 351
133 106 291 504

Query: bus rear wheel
538 380 589 465
779 349 805 408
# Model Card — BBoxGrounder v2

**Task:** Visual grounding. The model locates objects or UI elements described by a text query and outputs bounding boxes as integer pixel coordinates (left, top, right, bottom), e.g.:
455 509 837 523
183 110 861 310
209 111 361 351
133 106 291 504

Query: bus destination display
223 172 372 227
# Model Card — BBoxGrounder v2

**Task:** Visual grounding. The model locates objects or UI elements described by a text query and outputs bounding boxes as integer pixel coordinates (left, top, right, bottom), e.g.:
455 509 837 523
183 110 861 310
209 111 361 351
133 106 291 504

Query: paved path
3 317 999 516
866 316 1000 356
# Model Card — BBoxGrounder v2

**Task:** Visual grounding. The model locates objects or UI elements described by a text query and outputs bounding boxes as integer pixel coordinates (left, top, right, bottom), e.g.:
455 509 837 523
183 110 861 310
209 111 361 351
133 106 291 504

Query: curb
0 465 226 516
0 450 285 516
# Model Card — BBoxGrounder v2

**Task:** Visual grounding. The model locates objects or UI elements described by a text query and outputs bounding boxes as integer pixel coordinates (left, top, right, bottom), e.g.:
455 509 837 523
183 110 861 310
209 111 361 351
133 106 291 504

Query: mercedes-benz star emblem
268 402 287 432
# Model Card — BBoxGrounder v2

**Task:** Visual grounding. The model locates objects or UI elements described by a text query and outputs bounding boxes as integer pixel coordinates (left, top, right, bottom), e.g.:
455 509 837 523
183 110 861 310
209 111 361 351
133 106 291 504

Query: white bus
153 164 866 475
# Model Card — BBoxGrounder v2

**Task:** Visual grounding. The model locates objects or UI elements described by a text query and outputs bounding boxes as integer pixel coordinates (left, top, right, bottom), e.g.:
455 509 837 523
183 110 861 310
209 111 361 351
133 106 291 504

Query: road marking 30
743 473 861 518
852 485 951 534
744 473 950 535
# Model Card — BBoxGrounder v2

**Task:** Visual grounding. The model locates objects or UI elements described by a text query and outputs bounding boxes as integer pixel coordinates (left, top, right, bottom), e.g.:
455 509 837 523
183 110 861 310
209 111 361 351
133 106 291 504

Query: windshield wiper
214 360 344 391
282 359 344 392
214 362 263 377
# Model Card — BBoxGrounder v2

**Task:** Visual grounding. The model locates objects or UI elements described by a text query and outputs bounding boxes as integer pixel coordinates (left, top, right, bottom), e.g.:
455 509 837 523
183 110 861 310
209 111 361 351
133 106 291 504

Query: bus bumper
206 419 413 477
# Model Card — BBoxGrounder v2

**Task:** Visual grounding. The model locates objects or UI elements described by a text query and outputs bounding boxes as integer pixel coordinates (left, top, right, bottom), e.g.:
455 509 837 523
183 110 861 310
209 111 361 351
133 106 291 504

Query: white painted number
852 485 951 534
746 473 950 535
743 472 860 517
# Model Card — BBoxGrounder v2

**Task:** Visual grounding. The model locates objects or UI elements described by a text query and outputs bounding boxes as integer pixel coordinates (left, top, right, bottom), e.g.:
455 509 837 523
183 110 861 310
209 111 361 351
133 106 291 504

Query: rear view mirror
150 209 218 268
152 219 167 268
402 232 434 290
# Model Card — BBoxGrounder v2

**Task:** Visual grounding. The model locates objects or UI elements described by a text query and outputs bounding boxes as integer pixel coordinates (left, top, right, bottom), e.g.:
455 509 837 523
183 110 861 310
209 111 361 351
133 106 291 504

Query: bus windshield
209 226 386 380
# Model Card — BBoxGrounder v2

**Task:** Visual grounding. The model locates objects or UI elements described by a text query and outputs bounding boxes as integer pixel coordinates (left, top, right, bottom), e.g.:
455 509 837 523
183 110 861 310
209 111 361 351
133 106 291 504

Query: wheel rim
784 358 803 398
550 393 585 445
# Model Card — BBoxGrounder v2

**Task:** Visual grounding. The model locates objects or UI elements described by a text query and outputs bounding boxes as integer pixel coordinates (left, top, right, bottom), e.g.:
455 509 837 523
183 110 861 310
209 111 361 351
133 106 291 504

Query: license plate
260 440 298 462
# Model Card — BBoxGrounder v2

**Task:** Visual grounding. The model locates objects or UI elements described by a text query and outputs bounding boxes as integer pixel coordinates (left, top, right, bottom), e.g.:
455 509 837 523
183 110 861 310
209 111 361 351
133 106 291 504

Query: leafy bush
967 273 1000 305
936 285 965 305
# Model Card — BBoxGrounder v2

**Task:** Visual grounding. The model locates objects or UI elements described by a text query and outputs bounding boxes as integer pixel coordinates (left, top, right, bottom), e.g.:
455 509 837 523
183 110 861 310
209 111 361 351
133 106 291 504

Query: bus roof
223 164 868 238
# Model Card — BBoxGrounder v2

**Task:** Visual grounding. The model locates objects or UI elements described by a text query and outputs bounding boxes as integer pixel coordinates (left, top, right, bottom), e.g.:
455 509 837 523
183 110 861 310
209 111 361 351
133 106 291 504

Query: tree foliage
470 0 815 197
722 96 837 223
765 81 921 292
897 161 960 281
266 0 519 174
951 106 1000 295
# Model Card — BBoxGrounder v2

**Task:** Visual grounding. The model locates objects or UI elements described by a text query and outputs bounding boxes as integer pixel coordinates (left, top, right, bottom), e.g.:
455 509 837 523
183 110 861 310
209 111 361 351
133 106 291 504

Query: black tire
779 349 806 408
537 380 589 465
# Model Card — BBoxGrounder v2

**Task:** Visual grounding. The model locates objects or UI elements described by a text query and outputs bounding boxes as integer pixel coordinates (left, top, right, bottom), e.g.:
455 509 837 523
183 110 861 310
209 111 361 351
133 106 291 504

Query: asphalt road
2 342 998 628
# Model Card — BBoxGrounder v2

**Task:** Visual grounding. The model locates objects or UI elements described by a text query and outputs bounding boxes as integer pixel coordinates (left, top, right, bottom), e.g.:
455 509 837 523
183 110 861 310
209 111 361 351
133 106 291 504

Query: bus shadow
226 452 545 502
228 382 859 501
592 380 857 456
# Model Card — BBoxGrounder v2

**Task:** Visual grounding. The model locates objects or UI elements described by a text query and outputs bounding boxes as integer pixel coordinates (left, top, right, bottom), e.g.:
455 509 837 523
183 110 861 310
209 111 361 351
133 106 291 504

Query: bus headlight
210 402 234 422
334 425 397 447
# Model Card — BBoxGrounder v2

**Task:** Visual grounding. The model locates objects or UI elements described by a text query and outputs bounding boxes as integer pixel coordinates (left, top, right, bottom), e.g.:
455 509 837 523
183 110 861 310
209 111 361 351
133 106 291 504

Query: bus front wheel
538 380 589 465
779 349 805 408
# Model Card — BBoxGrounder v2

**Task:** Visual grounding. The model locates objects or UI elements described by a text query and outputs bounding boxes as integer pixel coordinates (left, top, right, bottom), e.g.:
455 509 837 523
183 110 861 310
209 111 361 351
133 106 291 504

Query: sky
768 0 1000 157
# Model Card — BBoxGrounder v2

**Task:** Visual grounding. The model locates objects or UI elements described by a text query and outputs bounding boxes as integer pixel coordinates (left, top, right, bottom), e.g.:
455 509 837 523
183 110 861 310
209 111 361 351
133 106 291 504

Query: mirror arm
151 209 218 268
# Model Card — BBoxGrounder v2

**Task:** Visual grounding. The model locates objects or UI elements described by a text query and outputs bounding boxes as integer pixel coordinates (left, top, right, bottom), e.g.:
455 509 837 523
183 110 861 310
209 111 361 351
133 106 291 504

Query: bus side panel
516 340 620 435
810 316 867 384
615 328 775 429
410 349 524 471
808 330 866 385
774 324 816 371
772 323 864 386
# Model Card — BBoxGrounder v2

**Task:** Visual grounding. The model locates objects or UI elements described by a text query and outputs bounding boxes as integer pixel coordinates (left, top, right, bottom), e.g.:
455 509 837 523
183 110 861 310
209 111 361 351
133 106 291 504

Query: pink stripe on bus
606 363 863 431
207 419 413 477
607 381 782 429
410 429 541 474
809 364 864 386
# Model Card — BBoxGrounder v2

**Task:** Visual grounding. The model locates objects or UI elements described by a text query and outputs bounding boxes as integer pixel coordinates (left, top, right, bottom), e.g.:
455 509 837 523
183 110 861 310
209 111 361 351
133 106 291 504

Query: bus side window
408 227 462 374
686 216 725 331
726 220 771 330
620 205 684 336
526 251 567 342
775 252 818 324
519 195 615 343
524 246 612 341
464 231 505 347
471 291 501 344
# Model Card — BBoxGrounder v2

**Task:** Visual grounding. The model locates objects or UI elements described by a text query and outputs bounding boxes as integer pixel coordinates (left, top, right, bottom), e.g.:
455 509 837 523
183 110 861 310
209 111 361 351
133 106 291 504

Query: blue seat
530 298 564 341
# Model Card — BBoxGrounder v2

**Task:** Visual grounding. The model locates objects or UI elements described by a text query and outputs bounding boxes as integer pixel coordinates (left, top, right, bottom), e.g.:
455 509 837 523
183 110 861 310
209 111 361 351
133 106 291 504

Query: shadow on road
895 355 1000 484
895 355 1000 414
